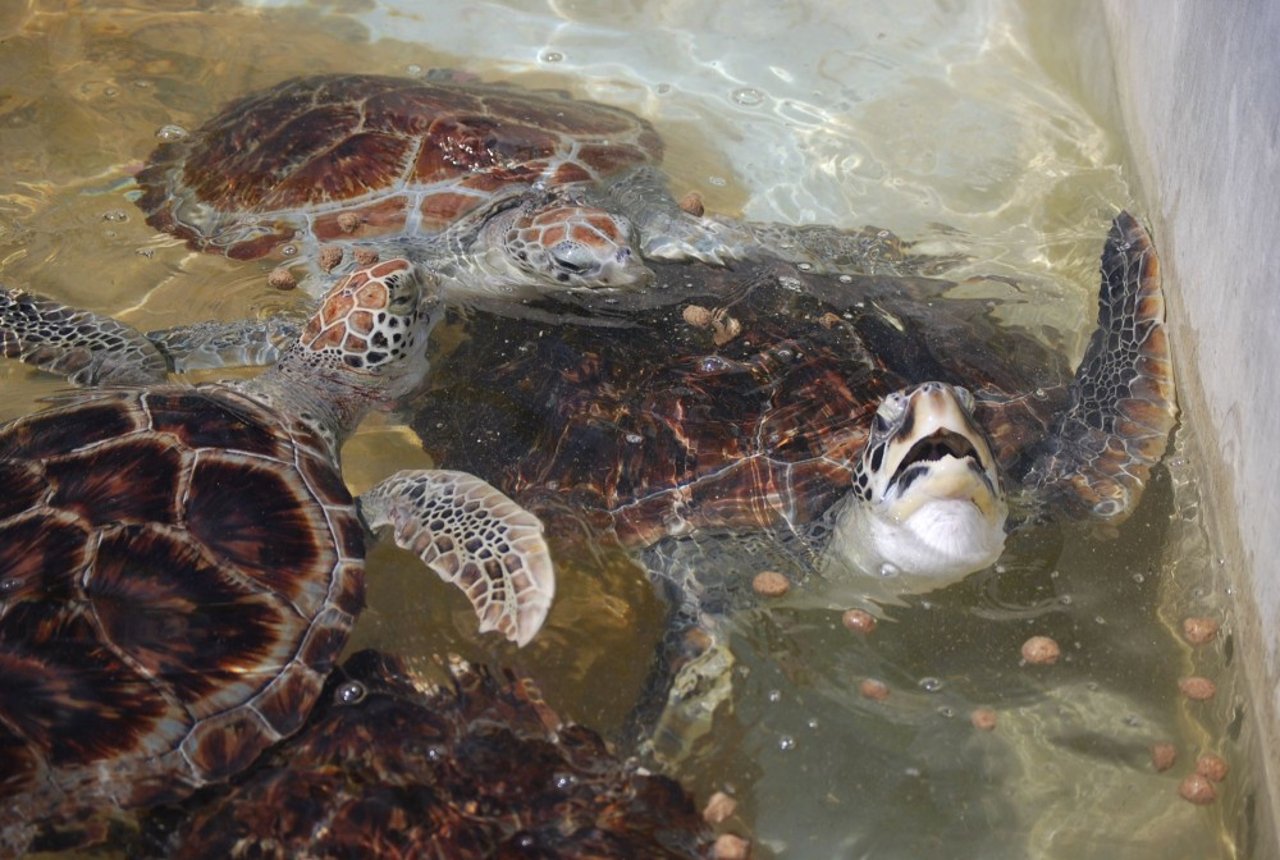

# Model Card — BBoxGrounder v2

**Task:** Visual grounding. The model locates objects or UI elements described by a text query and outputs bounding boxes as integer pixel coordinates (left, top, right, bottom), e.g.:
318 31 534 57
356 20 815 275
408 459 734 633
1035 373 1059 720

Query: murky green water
0 1 1252 857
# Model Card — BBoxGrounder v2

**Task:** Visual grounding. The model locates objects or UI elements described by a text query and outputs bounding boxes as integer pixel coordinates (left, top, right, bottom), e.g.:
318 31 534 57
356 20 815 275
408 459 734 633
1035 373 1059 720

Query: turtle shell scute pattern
142 650 713 859
136 73 664 260
0 385 365 852
409 259 1079 547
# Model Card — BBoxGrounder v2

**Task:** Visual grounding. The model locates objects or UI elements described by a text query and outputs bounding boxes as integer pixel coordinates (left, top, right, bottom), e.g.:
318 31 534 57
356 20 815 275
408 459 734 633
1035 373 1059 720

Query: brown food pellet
841 609 877 635
682 304 714 328
703 790 737 825
1179 676 1217 701
266 267 297 290
353 247 380 265
678 190 706 217
1150 742 1178 772
1196 753 1229 782
1183 616 1220 646
713 833 751 860
818 312 843 328
1178 774 1217 805
712 314 742 346
859 678 890 701
318 245 344 272
970 708 998 732
752 570 790 597
1021 635 1060 665
337 212 361 233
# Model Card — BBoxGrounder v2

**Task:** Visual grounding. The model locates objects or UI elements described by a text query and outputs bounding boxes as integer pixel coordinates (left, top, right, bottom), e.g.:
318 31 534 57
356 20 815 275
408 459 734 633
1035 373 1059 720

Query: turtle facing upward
136 72 914 303
0 260 554 855
409 212 1175 604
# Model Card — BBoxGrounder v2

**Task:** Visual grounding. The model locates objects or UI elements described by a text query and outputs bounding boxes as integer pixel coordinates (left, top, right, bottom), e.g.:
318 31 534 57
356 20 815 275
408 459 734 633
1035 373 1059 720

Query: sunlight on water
0 1 1248 857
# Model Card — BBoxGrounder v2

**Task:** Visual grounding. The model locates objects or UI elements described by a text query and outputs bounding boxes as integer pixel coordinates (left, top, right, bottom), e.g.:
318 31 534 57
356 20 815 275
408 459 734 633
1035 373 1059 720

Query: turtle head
295 258 439 400
500 197 653 292
830 381 1007 591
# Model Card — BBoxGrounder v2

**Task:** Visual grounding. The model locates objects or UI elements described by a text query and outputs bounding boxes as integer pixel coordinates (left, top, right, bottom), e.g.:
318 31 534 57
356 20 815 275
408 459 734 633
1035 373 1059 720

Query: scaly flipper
0 289 169 385
359 469 555 647
1030 212 1177 524
146 317 301 372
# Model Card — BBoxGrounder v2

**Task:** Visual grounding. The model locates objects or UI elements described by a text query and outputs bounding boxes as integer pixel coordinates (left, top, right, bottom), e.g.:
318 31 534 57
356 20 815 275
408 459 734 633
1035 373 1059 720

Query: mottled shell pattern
0 383 364 840
146 649 713 859
136 73 663 262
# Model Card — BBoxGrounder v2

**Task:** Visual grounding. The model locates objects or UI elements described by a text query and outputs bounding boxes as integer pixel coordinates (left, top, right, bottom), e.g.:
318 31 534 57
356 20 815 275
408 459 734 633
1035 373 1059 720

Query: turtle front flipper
0 288 170 385
145 316 302 372
359 469 555 647
1029 212 1177 525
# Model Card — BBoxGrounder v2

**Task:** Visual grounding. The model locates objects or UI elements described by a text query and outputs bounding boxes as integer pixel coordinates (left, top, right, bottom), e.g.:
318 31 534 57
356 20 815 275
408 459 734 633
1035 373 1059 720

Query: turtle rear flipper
0 289 170 385
1031 212 1177 524
359 469 555 647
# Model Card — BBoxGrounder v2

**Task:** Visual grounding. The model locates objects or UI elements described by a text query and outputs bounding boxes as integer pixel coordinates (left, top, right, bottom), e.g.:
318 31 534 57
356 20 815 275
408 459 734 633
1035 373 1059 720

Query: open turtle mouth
889 428 986 495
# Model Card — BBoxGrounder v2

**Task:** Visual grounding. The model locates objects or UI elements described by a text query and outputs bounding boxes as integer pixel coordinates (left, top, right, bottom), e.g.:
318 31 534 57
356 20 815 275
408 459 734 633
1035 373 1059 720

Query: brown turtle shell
136 73 663 261
410 259 1074 547
139 650 714 859
0 385 364 852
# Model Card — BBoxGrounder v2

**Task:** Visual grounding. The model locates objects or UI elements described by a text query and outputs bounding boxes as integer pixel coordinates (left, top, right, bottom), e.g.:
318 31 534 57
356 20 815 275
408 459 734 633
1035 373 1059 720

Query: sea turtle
135 72 914 302
135 649 717 859
0 259 555 855
408 211 1174 629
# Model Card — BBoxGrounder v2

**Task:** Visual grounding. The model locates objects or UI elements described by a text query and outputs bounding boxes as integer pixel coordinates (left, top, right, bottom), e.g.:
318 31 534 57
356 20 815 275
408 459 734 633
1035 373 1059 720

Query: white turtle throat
824 381 1008 593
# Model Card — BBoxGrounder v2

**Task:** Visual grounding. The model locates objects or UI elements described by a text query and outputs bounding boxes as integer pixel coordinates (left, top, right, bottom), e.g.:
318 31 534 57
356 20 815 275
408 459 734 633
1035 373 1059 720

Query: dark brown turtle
409 212 1176 599
134 649 718 860
135 72 912 302
0 260 554 856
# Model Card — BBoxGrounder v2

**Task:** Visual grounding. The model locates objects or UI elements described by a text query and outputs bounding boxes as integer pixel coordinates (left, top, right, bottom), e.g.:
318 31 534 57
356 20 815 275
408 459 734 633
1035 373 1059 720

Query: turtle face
504 200 653 291
299 258 438 396
832 381 1007 588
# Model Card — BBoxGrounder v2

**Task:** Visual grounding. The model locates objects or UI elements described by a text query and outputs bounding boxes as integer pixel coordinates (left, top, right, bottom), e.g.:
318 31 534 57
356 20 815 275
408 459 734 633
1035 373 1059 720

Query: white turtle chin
827 495 1008 595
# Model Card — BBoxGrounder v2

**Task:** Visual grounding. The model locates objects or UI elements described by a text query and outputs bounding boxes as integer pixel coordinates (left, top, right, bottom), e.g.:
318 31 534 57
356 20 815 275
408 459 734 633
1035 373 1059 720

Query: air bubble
707 176 727 188
102 210 128 222
918 677 944 693
405 64 424 76
335 680 366 705
541 50 565 63
796 262 813 272
878 562 900 579
838 274 853 284
155 124 188 142
731 87 765 106
767 689 782 703
778 735 796 751
553 772 577 790
281 244 298 257
625 433 642 444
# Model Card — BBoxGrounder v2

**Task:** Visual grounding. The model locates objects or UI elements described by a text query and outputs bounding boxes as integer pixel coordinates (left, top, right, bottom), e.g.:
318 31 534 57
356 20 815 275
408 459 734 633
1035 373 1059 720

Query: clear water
0 1 1252 857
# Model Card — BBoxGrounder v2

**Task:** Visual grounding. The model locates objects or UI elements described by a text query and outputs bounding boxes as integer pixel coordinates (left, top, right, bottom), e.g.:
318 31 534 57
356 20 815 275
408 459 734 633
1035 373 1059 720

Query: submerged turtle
0 260 554 855
137 649 717 859
410 212 1175 602
136 72 913 302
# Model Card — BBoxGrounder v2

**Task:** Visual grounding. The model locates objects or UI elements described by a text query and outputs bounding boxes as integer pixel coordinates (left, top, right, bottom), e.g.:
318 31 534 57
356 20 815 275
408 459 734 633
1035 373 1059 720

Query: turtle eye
550 241 597 275
874 391 906 428
953 385 976 412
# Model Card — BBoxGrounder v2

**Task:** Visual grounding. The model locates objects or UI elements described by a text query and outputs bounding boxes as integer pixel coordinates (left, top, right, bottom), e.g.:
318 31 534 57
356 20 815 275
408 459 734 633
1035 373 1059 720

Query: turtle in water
135 649 718 859
0 260 555 855
136 72 914 303
408 212 1175 680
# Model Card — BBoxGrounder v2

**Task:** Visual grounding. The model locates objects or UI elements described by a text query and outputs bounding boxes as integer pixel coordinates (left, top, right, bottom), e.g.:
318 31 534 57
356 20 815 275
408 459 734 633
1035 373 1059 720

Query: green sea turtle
409 210 1174 620
0 259 554 855
135 72 913 302
135 649 717 859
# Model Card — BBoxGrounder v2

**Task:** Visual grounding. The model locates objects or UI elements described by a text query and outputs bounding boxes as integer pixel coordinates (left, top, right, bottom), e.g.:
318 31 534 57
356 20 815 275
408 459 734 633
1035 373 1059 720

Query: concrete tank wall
1026 0 1280 849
